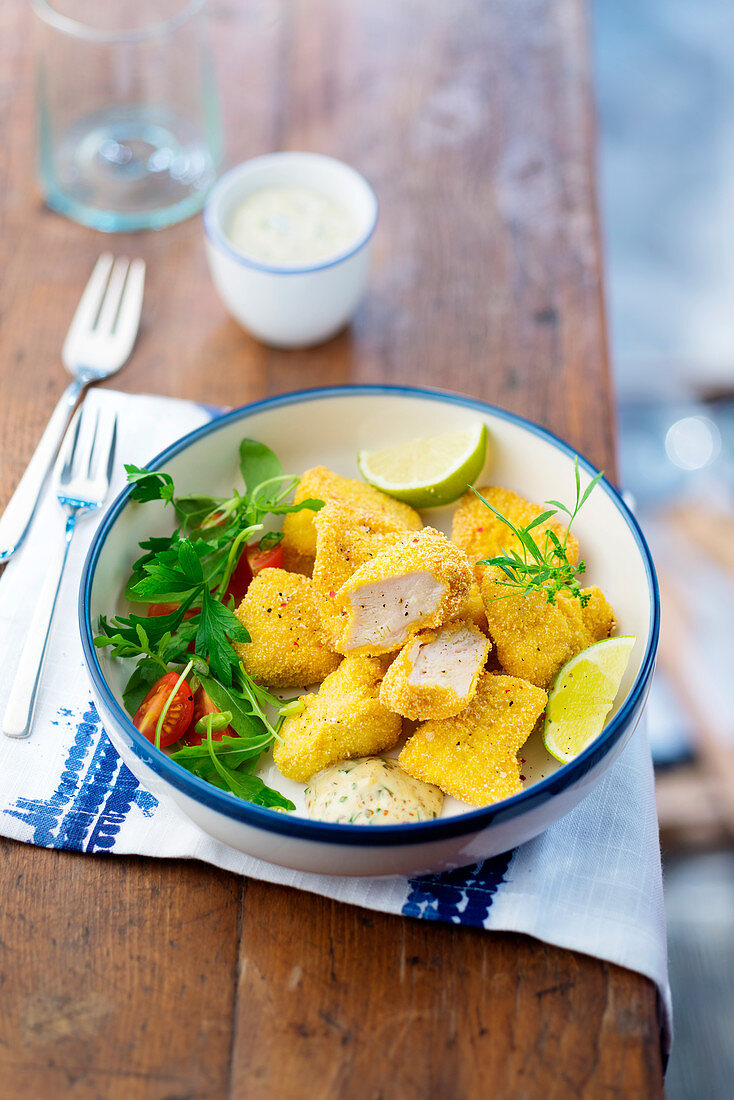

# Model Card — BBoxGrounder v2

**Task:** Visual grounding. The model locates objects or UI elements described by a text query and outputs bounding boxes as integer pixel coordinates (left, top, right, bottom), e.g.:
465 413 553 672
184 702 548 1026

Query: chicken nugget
281 466 422 575
480 566 615 689
273 657 403 782
233 569 341 688
458 580 488 633
399 671 547 806
452 485 579 582
380 620 491 720
330 527 473 657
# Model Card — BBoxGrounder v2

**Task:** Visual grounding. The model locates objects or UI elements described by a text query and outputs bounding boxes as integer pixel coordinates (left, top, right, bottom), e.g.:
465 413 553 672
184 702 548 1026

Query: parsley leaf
125 465 176 505
195 590 249 685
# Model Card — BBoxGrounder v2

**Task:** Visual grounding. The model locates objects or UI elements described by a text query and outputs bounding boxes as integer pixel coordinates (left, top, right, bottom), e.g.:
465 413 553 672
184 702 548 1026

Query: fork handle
2 518 75 739
0 380 83 563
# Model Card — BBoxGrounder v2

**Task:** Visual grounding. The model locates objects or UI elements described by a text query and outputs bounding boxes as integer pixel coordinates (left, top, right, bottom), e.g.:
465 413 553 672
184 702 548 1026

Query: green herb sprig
474 456 603 606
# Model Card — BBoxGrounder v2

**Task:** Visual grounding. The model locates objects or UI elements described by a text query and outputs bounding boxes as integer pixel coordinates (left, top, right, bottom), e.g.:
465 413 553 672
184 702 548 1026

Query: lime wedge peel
357 423 488 509
542 635 637 764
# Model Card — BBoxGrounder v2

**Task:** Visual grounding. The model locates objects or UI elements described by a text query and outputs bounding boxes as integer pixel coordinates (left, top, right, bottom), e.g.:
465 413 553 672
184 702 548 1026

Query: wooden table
0 1 663 1095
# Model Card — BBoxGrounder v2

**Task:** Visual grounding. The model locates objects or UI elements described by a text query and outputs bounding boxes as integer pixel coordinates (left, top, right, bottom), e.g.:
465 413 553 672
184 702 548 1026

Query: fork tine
69 406 99 484
84 408 102 476
104 415 118 489
110 258 145 359
95 256 130 336
61 254 114 369
58 409 84 484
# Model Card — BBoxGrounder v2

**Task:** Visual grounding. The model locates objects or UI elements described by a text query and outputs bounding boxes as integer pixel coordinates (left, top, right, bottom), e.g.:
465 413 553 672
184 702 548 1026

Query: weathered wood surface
0 0 662 1096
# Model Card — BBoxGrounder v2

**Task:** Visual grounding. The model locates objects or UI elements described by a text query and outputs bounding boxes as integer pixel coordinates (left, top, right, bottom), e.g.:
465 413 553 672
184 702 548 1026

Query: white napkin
0 387 671 1053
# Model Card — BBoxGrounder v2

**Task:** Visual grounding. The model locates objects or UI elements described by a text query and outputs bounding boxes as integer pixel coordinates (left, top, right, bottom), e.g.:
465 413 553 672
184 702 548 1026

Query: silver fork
2 407 118 740
0 253 143 563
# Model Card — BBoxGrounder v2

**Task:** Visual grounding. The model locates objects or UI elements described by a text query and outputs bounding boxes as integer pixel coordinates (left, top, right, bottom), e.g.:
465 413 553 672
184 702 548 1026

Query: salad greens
94 438 323 811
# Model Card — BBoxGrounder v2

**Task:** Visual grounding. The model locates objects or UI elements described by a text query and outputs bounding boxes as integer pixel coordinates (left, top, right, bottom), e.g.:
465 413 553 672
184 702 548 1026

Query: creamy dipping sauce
227 186 359 266
305 757 443 825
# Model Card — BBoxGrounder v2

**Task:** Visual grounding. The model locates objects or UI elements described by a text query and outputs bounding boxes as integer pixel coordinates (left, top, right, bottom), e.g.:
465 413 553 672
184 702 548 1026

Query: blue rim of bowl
79 384 660 848
202 153 379 275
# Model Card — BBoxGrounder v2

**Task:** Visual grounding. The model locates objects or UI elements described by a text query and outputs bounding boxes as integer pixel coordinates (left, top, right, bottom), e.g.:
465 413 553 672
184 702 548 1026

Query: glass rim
31 0 205 43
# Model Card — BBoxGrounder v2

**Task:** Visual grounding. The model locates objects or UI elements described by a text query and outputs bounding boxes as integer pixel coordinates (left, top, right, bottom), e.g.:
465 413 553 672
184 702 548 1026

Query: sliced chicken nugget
399 671 547 806
312 501 406 646
273 657 403 782
380 620 491 720
332 527 473 657
281 466 422 575
452 485 579 582
480 566 615 689
233 568 341 688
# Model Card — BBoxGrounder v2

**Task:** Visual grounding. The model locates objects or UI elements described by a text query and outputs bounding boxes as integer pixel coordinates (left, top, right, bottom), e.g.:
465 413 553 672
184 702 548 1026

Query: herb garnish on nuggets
452 485 579 582
331 527 473 657
280 466 422 575
399 671 547 806
234 569 340 688
480 567 615 689
273 657 403 782
380 620 490 720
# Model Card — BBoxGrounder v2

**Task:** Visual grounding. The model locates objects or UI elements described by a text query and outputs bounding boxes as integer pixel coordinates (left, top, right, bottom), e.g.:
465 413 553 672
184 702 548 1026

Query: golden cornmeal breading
398 671 547 806
459 580 489 633
273 657 403 782
311 501 407 646
480 567 615 689
233 569 341 689
379 620 491 721
451 485 580 582
280 466 422 575
331 527 473 657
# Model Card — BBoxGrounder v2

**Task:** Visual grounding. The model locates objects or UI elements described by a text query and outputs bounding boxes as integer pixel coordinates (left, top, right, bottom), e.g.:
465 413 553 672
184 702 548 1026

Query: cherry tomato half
247 542 284 575
182 686 235 746
133 672 194 748
223 550 253 608
146 603 198 619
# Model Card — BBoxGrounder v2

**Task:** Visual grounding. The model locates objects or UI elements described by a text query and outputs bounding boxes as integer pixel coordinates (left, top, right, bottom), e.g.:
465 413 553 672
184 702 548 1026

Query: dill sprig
473 457 603 606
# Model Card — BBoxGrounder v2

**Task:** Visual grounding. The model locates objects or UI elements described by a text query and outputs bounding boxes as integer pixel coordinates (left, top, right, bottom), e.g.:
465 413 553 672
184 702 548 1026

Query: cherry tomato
133 672 194 748
223 550 253 607
183 686 235 746
247 542 284 575
146 603 198 619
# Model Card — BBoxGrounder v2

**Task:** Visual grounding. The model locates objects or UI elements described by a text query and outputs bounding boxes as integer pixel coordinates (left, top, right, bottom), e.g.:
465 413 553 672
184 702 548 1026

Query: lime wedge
357 424 488 508
543 635 636 763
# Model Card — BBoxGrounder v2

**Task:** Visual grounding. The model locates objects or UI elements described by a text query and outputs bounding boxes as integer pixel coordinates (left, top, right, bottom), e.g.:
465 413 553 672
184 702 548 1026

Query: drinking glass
33 0 223 231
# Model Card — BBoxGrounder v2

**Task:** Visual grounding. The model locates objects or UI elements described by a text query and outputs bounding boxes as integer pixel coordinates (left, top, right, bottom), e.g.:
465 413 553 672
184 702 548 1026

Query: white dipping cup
203 152 378 349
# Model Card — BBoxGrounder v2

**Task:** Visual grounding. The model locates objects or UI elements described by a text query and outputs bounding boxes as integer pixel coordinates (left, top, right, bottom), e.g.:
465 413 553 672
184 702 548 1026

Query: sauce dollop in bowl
204 152 378 348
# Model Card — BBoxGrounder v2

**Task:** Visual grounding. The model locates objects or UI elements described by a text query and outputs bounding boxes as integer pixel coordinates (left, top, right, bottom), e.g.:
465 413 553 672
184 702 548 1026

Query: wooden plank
0 840 241 1099
0 0 664 1097
233 883 663 1099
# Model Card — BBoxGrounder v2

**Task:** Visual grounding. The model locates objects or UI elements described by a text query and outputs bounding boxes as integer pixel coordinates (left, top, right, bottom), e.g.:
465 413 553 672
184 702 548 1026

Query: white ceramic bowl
80 387 659 877
203 153 378 348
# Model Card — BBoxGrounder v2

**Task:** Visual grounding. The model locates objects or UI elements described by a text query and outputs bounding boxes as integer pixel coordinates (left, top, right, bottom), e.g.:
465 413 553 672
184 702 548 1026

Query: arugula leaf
170 734 264 768
265 496 325 516
173 495 221 527
239 439 282 493
122 658 163 716
204 725 294 809
197 674 268 741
